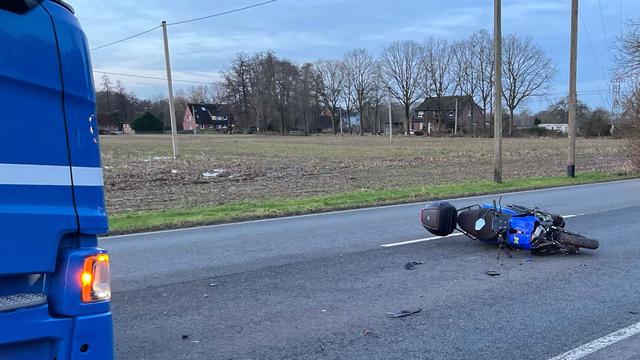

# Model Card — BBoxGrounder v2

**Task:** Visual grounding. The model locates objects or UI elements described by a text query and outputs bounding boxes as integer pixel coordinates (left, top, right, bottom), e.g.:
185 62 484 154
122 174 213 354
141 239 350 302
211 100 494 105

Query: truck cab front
0 1 112 358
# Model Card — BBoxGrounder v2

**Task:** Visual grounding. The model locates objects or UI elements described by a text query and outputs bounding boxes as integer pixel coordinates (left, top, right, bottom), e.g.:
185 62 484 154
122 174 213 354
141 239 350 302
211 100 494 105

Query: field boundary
107 172 636 235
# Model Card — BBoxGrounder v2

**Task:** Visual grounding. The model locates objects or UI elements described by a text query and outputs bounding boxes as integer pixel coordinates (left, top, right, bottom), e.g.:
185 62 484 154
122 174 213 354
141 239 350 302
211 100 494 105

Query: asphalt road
101 179 640 360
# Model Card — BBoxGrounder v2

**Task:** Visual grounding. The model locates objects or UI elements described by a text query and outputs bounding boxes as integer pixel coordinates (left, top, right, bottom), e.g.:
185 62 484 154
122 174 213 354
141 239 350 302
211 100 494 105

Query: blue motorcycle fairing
506 215 538 250
478 204 538 249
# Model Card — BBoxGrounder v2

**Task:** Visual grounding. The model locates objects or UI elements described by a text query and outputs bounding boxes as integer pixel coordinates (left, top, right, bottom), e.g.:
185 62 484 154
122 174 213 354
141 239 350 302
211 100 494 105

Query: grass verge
108 171 635 235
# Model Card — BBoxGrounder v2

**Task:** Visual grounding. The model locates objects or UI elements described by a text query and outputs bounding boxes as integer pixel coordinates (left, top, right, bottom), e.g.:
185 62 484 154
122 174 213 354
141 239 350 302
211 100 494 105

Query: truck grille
0 293 47 312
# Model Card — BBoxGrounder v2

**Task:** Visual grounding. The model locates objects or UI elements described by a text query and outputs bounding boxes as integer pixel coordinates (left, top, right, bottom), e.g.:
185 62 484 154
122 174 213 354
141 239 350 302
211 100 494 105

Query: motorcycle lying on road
420 199 599 256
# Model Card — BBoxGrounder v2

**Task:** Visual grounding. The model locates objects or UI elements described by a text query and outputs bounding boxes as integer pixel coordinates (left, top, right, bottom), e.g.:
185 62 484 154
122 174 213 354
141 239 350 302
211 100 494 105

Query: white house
538 123 569 134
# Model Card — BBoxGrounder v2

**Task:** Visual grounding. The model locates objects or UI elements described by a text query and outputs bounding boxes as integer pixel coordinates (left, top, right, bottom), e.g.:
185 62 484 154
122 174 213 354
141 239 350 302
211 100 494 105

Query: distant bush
131 111 164 133
414 130 424 136
630 136 640 172
626 124 640 173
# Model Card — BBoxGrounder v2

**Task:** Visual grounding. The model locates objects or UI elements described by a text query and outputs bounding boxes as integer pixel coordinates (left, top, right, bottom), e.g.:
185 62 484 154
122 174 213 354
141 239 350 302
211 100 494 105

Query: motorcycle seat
458 208 499 241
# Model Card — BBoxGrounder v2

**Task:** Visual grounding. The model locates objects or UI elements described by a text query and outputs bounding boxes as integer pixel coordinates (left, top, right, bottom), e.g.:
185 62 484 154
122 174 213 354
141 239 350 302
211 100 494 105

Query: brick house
413 96 485 135
183 103 235 133
97 114 123 135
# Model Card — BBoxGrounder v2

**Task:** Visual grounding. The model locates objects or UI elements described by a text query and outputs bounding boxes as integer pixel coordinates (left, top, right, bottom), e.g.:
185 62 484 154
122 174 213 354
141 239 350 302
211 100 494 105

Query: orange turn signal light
81 253 111 303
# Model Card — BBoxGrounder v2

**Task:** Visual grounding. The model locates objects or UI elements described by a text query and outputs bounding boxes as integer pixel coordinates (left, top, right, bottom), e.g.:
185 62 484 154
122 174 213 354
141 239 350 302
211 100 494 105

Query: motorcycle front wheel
557 231 599 250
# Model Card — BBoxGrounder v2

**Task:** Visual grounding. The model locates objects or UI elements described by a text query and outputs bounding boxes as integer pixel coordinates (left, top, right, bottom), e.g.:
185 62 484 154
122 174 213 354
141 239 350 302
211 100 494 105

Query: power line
93 70 214 85
578 8 611 108
597 0 609 47
168 0 277 26
90 26 160 51
89 0 277 52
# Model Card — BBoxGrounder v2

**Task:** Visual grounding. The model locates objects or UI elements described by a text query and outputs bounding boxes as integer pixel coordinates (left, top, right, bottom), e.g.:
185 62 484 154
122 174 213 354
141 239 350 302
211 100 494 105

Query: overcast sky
76 0 639 112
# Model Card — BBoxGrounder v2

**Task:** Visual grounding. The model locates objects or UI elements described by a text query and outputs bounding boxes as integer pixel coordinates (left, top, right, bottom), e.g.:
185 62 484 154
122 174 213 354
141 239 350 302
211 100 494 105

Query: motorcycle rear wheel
557 231 599 250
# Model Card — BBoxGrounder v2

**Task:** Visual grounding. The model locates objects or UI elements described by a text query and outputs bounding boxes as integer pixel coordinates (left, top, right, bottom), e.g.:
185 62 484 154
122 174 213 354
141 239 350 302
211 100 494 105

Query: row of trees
97 30 562 137
97 75 219 131
219 30 556 135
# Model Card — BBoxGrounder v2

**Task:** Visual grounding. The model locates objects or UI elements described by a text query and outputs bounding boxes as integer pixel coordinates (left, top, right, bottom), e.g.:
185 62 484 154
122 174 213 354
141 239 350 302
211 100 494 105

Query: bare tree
502 34 556 135
343 49 376 135
422 38 455 129
340 60 355 135
298 63 319 133
274 59 298 134
369 62 387 134
616 21 640 75
380 40 424 134
185 84 218 104
220 53 254 130
98 74 114 113
451 38 479 134
315 59 345 134
470 30 494 127
616 21 640 130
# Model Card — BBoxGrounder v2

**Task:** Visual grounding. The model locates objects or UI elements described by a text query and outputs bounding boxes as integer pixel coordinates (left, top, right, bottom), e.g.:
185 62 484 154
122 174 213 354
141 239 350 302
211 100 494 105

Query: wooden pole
162 21 178 158
493 0 503 183
568 0 579 177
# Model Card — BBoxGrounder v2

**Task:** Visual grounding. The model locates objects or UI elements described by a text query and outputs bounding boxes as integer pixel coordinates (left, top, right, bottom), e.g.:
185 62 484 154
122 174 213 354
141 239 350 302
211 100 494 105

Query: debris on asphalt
579 263 588 267
485 270 500 276
181 335 189 340
405 261 425 270
363 330 372 336
630 311 639 315
209 282 219 287
386 309 422 318
204 294 209 298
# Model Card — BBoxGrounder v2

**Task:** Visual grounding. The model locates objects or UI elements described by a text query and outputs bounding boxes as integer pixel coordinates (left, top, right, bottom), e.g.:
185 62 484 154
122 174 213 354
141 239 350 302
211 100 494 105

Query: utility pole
388 92 393 142
567 0 579 177
493 0 503 183
162 21 178 159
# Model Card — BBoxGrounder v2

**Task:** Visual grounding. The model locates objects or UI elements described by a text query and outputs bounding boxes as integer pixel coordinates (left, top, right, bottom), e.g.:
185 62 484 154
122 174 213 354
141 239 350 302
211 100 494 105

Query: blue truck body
0 1 113 358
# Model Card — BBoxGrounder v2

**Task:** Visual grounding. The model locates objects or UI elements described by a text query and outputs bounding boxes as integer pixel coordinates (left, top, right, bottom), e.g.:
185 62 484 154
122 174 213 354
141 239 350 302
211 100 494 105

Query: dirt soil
100 134 627 214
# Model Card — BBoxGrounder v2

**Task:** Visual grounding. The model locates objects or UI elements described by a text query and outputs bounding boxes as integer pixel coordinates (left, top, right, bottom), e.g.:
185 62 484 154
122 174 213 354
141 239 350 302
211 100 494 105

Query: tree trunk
404 104 410 135
330 113 336 135
360 105 365 136
509 108 514 136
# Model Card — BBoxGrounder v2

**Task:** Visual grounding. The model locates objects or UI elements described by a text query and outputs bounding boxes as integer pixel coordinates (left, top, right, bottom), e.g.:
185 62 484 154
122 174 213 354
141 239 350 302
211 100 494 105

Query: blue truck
0 1 113 359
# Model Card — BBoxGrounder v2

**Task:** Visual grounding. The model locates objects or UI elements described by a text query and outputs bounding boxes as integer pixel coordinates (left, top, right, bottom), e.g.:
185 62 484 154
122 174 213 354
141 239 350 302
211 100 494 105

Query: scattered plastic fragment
363 330 372 336
630 311 639 315
202 169 226 178
405 261 425 270
209 282 219 287
485 270 500 276
386 309 422 318
181 335 189 340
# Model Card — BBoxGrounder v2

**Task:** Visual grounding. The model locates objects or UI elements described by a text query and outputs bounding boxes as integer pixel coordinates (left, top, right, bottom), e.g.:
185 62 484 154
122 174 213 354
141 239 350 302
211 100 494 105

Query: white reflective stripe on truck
0 163 103 186
72 166 104 186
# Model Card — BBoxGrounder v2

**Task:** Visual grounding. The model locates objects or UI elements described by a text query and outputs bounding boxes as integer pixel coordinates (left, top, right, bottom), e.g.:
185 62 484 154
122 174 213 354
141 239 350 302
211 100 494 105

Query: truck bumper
0 305 113 360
